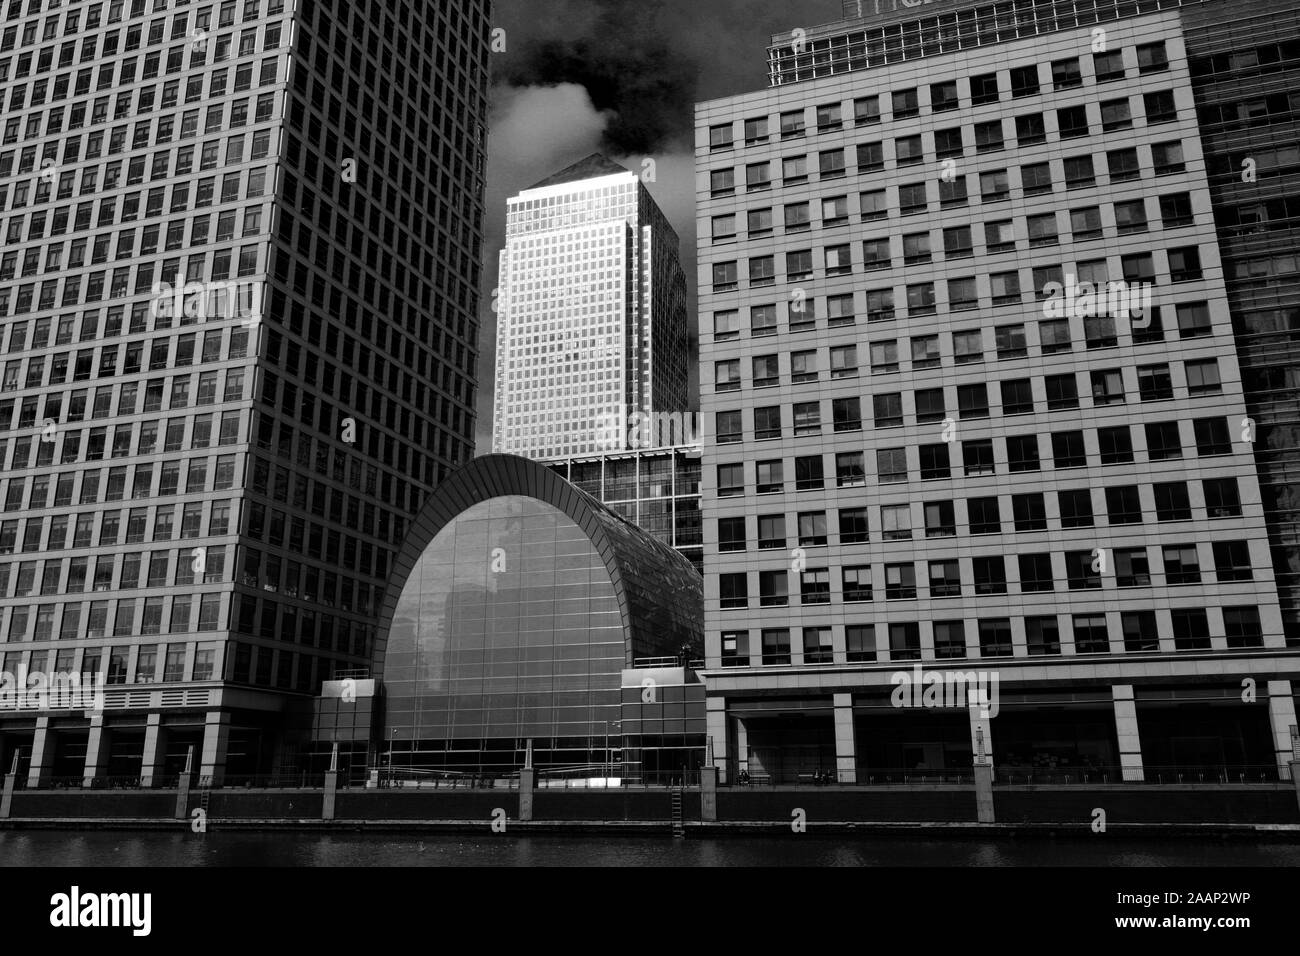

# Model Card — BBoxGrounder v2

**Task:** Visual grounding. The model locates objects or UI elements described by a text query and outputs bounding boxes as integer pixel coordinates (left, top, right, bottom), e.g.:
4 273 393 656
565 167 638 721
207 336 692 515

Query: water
2 830 1299 866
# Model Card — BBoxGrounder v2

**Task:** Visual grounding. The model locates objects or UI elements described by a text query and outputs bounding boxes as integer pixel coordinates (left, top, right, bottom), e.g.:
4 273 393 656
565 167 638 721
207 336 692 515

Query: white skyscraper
492 154 690 461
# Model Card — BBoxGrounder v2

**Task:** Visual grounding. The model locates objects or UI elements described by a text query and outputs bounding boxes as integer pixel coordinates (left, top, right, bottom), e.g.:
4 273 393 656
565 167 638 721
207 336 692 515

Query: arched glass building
373 455 703 776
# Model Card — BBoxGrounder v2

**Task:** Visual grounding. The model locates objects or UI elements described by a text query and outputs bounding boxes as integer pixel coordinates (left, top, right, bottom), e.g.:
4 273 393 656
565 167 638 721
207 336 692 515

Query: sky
472 0 845 451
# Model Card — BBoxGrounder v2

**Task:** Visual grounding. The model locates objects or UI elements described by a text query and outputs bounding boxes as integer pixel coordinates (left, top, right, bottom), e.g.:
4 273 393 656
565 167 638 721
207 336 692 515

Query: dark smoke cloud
499 0 697 155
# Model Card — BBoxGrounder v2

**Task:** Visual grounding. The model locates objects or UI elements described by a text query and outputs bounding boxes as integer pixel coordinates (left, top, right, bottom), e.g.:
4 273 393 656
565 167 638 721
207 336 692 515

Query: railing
994 764 1290 786
376 768 521 789
729 769 973 786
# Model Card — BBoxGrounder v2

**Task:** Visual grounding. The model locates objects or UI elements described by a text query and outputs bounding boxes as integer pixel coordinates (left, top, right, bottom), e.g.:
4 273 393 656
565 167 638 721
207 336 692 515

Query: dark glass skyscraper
0 0 489 785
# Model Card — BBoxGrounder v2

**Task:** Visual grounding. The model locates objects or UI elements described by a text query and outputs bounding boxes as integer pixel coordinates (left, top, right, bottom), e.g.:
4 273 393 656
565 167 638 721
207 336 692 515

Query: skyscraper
492 153 691 461
696 0 1299 784
0 0 489 785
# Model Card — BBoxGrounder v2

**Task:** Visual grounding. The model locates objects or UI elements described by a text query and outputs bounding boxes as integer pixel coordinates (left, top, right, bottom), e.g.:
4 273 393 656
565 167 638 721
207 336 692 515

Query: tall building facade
697 0 1300 783
492 153 691 461
0 0 488 784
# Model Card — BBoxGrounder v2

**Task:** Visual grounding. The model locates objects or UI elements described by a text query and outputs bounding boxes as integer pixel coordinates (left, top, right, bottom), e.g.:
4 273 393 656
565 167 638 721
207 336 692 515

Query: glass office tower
697 0 1300 784
492 154 691 461
0 0 488 785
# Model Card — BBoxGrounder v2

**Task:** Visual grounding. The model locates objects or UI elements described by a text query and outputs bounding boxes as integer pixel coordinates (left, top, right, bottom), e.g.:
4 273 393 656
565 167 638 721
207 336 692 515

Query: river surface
2 830 1299 866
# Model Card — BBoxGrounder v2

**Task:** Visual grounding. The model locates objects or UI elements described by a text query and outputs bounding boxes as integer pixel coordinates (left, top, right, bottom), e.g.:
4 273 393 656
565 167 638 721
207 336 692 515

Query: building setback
0 0 489 785
696 0 1300 784
492 154 691 461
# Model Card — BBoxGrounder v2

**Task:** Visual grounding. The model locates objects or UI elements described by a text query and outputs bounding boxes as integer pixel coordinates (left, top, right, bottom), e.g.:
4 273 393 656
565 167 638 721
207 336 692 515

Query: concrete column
832 693 856 784
1112 684 1144 782
199 710 231 787
82 714 109 788
518 768 535 821
968 701 993 769
140 712 164 788
26 716 52 788
705 696 727 784
735 718 749 776
973 763 995 823
1265 681 1297 780
700 765 717 821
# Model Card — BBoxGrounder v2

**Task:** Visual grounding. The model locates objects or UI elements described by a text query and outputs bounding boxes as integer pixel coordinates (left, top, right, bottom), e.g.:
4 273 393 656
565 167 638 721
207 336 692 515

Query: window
1065 551 1102 590
1108 147 1141 182
1106 485 1143 524
1057 105 1088 138
857 142 884 171
877 447 907 484
714 359 740 392
861 190 887 221
795 455 824 490
986 222 1015 254
1001 379 1034 415
1098 426 1134 464
754 406 781 440
939 175 968 206
1146 421 1183 460
1204 477 1242 518
1007 435 1040 472
716 410 742 444
709 168 735 196
836 452 865 488
906 283 936 315
1144 90 1177 123
761 629 791 665
1027 618 1062 656
1168 246 1203 282
1138 364 1174 401
1059 489 1095 528
1090 370 1125 405
1074 615 1110 654
1100 97 1132 131
1027 213 1058 247
1052 431 1087 468
881 504 911 541
968 497 1001 534
862 238 891 270
1114 199 1148 234
911 335 940 368
756 460 783 494
1064 156 1096 189
868 341 896 375
873 393 903 428
1021 162 1052 195
1213 541 1253 582
935 127 964 158
974 120 1004 152
854 96 881 125
943 225 973 258
1223 608 1264 649
713 310 740 340
1010 65 1039 97
1052 58 1082 89
924 500 955 538
970 72 999 104
1013 493 1048 532
791 351 817 383
709 123 733 150
1015 112 1046 145
1193 417 1231 456
894 135 923 166
1171 608 1211 651
721 632 749 667
892 88 919 118
799 512 827 547
1163 545 1201 585
759 572 789 609
1115 548 1152 587
1186 360 1221 395
1137 41 1169 74
1019 554 1055 593
751 304 778 336
1122 611 1160 653
1159 192 1194 227
915 388 946 423
839 508 869 544
903 231 931 265
803 626 833 662
980 169 1009 202
782 155 808 183
746 162 772 191
843 566 872 602
1071 206 1102 239
1153 481 1192 521
780 109 806 139
832 398 862 432
962 439 995 476
889 623 921 662
801 572 831 607
718 517 746 553
919 444 951 480
957 384 989 419
978 619 1013 658
949 278 978 310
931 81 959 111
885 563 917 600
1094 50 1125 81
819 148 847 178
846 625 876 663
1152 141 1185 175
717 464 744 497
898 182 927 214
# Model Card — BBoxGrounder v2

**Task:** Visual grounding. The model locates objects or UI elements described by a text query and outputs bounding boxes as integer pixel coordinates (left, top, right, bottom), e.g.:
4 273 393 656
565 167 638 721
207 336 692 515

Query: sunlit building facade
492 153 691 461
697 0 1300 784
